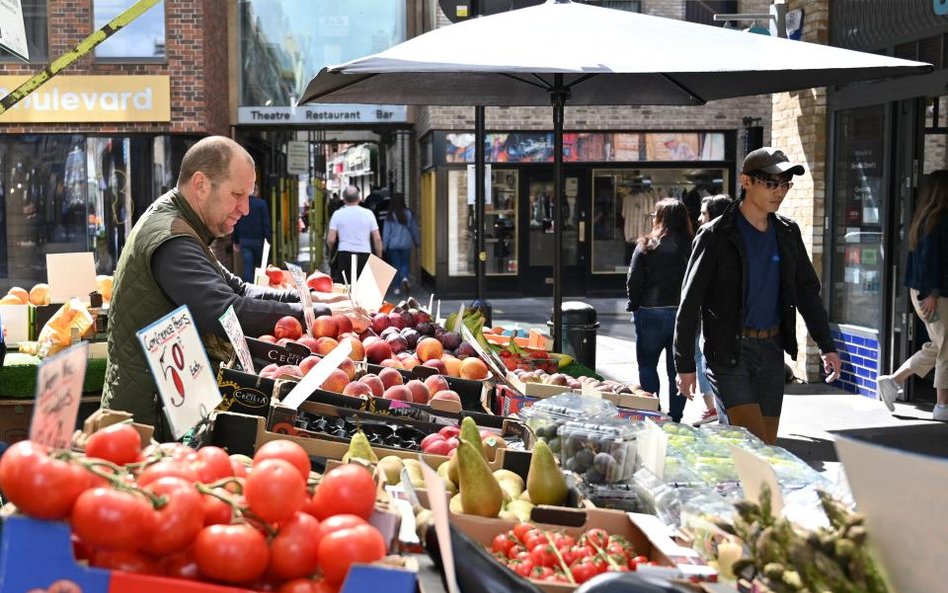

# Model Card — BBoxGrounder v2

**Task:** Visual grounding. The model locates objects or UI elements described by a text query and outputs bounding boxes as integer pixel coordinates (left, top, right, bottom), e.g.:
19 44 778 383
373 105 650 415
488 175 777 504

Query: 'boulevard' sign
238 105 407 125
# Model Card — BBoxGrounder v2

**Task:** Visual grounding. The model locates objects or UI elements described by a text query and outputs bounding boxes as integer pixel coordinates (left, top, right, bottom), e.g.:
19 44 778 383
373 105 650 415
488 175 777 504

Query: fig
440 331 462 351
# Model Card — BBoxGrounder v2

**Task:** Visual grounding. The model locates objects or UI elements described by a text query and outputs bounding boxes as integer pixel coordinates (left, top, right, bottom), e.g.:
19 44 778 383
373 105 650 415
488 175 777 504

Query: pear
504 499 536 523
342 430 378 464
447 453 459 485
518 490 532 502
437 461 457 491
483 435 508 462
493 469 525 499
460 416 487 460
457 440 504 518
377 455 405 485
402 458 427 489
526 439 568 506
498 509 519 522
449 493 464 514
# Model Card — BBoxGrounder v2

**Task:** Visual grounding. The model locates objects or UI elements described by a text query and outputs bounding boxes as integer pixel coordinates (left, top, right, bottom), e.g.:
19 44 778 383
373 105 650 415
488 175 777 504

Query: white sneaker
876 375 900 412
934 404 948 422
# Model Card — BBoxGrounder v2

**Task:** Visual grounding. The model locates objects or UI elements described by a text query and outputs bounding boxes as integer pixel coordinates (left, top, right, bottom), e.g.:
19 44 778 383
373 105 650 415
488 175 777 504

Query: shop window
94 0 166 60
446 168 518 276
685 1 737 27
591 168 727 274
830 105 885 328
0 0 48 63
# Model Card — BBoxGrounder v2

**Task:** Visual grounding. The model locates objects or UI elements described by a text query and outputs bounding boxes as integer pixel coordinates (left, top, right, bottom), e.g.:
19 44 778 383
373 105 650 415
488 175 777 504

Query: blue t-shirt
737 213 780 329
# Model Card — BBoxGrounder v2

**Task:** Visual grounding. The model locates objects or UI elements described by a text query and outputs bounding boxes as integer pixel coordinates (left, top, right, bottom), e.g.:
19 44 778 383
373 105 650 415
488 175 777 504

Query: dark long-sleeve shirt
232 195 271 245
152 236 302 338
625 234 690 311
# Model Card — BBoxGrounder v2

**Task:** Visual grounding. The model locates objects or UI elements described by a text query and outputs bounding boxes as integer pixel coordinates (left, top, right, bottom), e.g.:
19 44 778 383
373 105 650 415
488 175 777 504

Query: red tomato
202 491 235 526
143 476 205 555
316 524 387 585
71 488 154 551
268 512 322 581
606 542 629 563
508 557 534 577
491 532 517 556
551 532 575 549
512 523 536 544
569 544 595 563
529 544 558 568
523 530 549 551
315 514 367 542
0 441 89 520
530 566 554 580
279 578 339 593
311 464 376 520
580 528 610 550
137 458 200 487
245 458 307 523
506 544 527 560
570 557 603 583
91 549 164 575
194 523 270 584
85 423 142 466
143 442 195 462
192 447 234 483
254 440 312 480
164 547 201 580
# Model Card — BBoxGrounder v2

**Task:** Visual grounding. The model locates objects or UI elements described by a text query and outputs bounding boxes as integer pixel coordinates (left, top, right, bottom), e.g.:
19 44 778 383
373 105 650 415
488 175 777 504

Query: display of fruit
0 429 388 590
511 368 657 399
483 523 651 585
0 281 59 306
555 420 636 485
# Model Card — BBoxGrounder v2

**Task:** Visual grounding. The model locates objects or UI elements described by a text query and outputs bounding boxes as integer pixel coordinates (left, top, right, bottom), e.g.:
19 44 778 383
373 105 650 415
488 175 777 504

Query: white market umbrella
299 0 930 349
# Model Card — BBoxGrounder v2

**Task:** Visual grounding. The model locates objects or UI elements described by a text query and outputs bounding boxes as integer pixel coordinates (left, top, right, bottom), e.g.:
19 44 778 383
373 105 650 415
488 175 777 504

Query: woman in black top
626 198 693 422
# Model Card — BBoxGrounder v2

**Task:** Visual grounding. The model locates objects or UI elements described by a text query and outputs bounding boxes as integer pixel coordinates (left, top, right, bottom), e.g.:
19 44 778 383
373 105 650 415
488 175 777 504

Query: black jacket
626 234 691 311
673 203 835 373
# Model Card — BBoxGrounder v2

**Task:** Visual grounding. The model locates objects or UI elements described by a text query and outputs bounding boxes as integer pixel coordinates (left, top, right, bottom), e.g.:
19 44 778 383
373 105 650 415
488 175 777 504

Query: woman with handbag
382 193 421 295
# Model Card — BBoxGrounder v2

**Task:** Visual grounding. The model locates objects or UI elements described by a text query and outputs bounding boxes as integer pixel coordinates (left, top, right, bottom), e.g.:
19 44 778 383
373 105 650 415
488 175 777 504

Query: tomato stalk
584 536 624 571
195 482 277 537
542 530 576 584
206 476 245 494
78 458 168 508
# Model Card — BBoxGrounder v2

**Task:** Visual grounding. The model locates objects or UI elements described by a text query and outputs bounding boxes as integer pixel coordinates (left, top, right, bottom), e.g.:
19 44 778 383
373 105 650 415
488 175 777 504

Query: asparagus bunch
713 485 888 593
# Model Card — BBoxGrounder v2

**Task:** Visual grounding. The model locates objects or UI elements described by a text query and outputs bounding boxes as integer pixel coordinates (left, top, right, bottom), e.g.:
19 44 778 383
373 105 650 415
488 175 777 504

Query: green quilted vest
101 189 233 432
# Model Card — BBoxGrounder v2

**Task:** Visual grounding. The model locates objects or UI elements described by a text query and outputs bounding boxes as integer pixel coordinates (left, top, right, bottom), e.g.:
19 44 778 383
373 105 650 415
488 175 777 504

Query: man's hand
919 294 938 320
822 352 842 383
676 372 697 400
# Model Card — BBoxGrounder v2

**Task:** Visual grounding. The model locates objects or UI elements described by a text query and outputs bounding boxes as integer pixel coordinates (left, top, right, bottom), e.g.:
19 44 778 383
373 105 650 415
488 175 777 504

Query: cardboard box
0 395 100 444
450 506 716 591
483 327 553 351
79 408 154 447
0 514 416 593
216 364 278 417
245 336 311 369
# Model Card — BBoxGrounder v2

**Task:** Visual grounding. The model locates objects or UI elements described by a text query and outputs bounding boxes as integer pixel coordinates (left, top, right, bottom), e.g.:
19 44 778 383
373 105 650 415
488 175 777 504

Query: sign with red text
136 305 222 439
286 262 315 337
29 342 88 449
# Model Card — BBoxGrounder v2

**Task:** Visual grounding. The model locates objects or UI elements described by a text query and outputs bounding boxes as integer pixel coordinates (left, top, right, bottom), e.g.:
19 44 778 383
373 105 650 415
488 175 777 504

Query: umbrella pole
475 105 486 309
552 76 566 353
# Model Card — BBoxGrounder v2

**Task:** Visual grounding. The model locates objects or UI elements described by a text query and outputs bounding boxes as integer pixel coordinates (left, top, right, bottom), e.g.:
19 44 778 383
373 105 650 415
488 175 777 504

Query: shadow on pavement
777 434 839 472
829 423 948 459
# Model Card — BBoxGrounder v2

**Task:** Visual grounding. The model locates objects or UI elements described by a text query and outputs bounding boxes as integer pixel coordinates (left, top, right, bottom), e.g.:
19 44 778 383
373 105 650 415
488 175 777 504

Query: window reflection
94 0 166 59
447 169 518 276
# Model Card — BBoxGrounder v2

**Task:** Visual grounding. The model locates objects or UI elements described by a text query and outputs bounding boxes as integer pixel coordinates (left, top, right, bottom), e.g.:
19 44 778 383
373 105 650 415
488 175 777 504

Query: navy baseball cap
742 147 805 176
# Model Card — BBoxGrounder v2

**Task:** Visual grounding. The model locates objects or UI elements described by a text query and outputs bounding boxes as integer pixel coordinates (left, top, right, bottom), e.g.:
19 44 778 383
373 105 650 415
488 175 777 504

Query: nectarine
359 374 385 397
332 314 353 335
405 380 430 404
312 316 338 339
441 355 461 378
460 357 489 380
415 337 444 362
320 369 350 393
274 316 303 341
314 337 339 355
378 367 405 389
339 336 365 361
365 340 393 364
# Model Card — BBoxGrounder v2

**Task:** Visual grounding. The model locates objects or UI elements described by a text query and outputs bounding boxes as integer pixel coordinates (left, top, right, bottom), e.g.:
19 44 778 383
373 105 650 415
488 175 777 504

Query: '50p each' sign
136 305 222 439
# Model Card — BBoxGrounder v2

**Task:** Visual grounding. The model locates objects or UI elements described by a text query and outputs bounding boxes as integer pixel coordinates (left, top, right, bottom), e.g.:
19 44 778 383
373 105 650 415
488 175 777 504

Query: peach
402 356 421 370
405 380 430 404
441 355 461 378
415 337 444 362
422 359 447 374
314 337 339 355
430 390 461 405
312 315 338 339
29 283 50 306
340 336 365 361
342 381 373 397
299 355 321 375
382 385 412 402
378 367 405 389
379 358 405 369
460 357 490 380
320 369 350 393
274 365 303 380
276 338 293 348
296 336 319 353
274 316 303 341
337 357 356 381
306 271 333 293
424 375 451 397
332 314 353 336
349 314 370 334
258 334 277 344
365 340 393 364
259 363 279 379
6 287 28 305
359 374 385 397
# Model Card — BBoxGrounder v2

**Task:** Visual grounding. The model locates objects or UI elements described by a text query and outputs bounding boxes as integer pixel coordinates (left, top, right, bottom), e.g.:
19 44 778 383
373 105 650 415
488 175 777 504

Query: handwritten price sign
136 305 222 439
29 342 89 449
219 305 255 373
286 262 315 337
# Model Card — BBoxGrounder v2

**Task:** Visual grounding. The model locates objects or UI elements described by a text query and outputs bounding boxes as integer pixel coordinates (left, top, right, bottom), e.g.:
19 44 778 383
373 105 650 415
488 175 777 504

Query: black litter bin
548 301 599 369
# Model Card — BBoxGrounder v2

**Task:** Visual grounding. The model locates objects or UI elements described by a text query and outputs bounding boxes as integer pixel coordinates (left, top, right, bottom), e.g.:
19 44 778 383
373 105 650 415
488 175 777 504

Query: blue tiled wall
831 327 880 398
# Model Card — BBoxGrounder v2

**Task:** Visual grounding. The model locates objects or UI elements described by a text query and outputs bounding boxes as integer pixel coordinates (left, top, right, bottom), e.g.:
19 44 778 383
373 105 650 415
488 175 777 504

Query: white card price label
286 262 315 337
30 342 89 449
218 305 254 374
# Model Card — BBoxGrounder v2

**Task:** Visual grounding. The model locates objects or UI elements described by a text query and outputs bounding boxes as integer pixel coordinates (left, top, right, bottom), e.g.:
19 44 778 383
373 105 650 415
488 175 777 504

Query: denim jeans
387 248 411 285
239 240 263 282
634 306 686 422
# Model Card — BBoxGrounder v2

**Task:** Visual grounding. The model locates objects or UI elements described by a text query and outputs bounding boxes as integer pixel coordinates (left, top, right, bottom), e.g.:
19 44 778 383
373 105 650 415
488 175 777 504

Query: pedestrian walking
674 147 841 444
232 184 271 282
876 170 948 421
327 185 383 283
382 193 420 295
627 198 693 423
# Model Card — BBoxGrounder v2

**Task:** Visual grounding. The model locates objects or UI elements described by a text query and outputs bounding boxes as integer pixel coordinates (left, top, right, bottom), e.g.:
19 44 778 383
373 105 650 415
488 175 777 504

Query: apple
338 357 357 381
423 439 453 456
365 340 393 364
416 337 444 362
378 367 405 389
422 359 447 374
332 314 353 336
371 313 391 334
296 336 319 353
340 336 365 361
359 374 385 397
320 369 350 393
421 433 445 450
387 312 406 330
382 385 412 402
258 334 277 344
299 355 321 375
438 425 461 439
314 337 339 355
306 271 333 293
342 381 373 397
405 379 430 404
430 390 461 405
274 316 303 341
312 316 338 339
460 357 489 380
424 375 451 396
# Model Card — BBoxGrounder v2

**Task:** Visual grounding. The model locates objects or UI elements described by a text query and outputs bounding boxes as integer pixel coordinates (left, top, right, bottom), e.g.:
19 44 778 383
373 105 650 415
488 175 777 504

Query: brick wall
770 0 830 381
0 0 228 135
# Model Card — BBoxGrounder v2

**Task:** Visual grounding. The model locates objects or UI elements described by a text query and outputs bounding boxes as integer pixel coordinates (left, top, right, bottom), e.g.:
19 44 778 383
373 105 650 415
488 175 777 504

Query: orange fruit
29 283 50 306
7 286 28 304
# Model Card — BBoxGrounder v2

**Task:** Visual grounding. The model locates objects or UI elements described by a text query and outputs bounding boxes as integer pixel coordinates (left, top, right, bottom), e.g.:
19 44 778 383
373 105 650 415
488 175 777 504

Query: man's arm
790 224 836 355
371 229 383 258
151 237 305 338
217 259 299 303
673 228 716 374
327 228 338 250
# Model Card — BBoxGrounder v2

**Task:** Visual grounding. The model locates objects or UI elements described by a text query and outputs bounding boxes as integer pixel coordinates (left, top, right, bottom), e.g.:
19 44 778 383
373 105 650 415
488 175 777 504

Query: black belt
742 326 780 339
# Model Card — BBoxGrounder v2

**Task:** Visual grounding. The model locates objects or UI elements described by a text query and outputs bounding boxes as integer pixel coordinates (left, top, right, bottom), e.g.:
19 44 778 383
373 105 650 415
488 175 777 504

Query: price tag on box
219 304 255 374
136 305 222 439
29 342 89 449
286 262 315 337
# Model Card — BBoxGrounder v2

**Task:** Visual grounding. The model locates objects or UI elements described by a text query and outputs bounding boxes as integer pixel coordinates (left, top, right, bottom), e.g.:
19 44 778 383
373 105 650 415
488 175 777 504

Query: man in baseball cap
674 146 840 444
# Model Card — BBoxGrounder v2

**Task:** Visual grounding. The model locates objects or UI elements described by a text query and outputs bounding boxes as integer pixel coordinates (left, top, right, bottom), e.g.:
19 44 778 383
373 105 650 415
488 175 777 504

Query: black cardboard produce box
245 336 311 368
216 364 277 417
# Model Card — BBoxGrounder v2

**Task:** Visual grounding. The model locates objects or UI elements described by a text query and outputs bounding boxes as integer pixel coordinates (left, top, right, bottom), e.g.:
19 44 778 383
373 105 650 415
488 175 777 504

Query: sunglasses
751 176 793 191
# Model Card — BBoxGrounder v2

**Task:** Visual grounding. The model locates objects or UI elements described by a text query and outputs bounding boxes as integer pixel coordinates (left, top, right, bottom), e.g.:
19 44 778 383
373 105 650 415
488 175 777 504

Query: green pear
457 440 504 517
437 461 457 490
378 456 405 485
449 493 464 514
460 416 486 460
518 490 532 502
402 458 426 489
493 469 525 499
527 440 568 506
504 499 536 523
342 430 378 464
447 453 459 485
498 509 519 522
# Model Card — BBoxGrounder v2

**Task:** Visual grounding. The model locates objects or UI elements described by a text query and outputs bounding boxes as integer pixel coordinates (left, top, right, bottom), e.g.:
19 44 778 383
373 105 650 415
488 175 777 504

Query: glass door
521 170 587 294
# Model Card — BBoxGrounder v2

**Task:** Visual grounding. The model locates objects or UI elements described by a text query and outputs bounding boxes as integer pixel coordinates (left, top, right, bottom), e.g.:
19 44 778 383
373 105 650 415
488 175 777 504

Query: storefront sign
0 0 29 61
238 105 407 125
136 305 222 439
30 342 88 449
287 141 310 175
0 75 170 123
